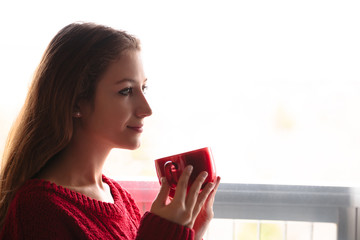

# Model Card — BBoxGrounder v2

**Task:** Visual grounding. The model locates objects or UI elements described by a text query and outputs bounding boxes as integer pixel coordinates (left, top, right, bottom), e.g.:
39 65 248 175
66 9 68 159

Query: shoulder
1 179 81 239
7 179 80 222
10 179 63 209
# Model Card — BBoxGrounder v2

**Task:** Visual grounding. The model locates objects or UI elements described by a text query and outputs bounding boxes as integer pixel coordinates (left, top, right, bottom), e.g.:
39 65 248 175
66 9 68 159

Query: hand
193 176 221 240
150 165 217 229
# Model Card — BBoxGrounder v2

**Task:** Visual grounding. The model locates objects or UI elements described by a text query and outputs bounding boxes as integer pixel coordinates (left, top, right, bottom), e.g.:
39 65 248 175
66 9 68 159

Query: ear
72 111 82 118
72 98 84 118
74 98 92 118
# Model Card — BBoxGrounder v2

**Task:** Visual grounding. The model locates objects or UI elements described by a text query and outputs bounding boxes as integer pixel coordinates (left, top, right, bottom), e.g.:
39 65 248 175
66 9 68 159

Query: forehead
98 50 145 85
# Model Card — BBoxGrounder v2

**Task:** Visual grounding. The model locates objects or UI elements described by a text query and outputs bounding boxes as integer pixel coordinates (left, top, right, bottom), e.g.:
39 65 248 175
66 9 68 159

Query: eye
118 87 133 96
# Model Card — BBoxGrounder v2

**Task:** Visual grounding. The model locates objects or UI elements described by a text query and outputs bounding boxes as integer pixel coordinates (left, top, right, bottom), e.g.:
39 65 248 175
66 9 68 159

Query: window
1 0 359 187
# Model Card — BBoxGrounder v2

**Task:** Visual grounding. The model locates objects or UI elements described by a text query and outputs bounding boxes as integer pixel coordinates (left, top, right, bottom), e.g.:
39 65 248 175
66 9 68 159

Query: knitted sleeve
136 212 194 240
113 180 194 240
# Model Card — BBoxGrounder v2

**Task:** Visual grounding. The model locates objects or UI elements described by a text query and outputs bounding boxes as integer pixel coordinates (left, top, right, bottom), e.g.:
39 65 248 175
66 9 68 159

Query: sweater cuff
136 212 194 240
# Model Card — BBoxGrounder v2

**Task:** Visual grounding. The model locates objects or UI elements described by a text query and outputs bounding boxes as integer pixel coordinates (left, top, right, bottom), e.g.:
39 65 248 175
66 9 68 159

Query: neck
37 130 112 189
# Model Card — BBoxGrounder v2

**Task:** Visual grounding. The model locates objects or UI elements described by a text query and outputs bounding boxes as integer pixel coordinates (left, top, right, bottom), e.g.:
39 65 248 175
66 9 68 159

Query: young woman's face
79 50 152 150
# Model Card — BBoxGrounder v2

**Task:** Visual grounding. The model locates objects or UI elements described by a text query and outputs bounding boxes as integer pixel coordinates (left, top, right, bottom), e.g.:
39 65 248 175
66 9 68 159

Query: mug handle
164 161 180 188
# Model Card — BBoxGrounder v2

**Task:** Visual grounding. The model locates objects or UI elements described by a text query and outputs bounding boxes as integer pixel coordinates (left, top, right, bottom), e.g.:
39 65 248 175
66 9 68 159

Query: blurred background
1 0 360 187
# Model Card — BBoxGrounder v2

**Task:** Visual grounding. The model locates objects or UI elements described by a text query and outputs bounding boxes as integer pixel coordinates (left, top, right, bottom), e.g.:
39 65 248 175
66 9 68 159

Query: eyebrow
115 78 136 85
115 78 147 85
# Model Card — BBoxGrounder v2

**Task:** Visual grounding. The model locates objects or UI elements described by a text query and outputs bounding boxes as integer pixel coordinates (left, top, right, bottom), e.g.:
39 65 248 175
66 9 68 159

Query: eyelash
118 87 133 96
118 85 148 96
142 85 148 94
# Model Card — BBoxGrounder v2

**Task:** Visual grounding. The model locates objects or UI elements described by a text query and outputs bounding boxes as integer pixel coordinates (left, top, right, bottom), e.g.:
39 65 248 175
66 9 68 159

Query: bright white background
1 0 360 186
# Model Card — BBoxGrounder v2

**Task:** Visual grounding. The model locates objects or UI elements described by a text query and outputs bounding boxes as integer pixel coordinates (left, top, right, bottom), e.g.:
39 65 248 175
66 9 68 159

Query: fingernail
202 171 208 178
186 165 193 173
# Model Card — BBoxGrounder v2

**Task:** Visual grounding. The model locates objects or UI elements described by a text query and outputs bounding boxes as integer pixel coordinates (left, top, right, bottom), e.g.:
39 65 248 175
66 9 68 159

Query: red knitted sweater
0 175 194 239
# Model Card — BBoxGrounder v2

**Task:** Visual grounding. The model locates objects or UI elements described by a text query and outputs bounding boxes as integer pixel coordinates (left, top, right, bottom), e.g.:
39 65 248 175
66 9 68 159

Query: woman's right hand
150 165 216 229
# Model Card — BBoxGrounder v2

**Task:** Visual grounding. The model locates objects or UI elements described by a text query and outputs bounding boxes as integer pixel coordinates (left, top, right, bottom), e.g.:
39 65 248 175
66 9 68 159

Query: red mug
154 147 216 197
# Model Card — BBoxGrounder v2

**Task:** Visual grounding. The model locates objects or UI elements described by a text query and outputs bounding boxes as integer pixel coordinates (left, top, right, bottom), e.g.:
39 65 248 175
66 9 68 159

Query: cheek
90 95 133 127
101 102 131 124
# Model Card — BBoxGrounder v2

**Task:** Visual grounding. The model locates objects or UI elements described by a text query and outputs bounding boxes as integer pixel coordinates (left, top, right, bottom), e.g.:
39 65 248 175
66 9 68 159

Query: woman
0 22 220 239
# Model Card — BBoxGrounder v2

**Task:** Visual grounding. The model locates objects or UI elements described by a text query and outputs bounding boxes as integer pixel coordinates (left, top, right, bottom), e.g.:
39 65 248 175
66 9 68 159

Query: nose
136 94 152 118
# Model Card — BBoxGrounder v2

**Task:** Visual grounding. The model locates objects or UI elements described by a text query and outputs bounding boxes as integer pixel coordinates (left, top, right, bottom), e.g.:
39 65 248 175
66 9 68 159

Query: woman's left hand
192 176 221 240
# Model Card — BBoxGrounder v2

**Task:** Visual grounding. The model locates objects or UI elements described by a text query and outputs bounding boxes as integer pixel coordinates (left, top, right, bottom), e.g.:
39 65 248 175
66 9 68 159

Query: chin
128 145 141 150
119 142 141 150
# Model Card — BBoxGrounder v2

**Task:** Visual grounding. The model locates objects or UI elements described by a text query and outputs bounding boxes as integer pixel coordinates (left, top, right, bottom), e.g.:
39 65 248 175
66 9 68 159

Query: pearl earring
73 112 82 118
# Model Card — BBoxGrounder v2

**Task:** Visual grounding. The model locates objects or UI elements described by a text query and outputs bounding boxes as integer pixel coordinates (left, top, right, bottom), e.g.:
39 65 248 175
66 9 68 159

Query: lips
127 125 144 133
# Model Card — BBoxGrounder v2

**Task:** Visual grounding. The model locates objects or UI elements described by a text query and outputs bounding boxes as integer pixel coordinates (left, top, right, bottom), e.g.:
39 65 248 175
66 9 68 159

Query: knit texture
0 175 194 239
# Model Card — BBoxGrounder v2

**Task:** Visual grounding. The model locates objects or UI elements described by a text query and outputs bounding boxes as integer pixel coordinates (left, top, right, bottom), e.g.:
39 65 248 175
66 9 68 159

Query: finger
205 176 221 206
172 165 193 203
195 177 221 218
152 177 170 207
187 181 216 227
205 177 221 205
195 181 216 210
185 171 209 210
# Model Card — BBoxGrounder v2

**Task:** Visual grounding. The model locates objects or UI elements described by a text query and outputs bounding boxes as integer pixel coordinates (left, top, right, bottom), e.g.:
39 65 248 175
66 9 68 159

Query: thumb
152 177 170 207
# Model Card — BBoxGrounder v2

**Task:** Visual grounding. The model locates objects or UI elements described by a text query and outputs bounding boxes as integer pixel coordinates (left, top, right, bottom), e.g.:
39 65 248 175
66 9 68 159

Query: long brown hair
0 22 140 226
